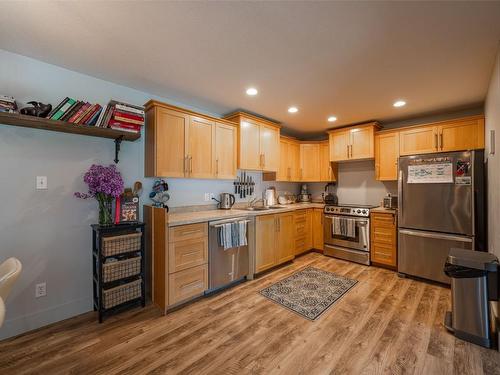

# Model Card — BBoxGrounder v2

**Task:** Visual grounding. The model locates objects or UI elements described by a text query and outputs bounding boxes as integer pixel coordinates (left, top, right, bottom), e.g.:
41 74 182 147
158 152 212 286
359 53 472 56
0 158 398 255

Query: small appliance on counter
264 187 277 206
324 182 338 205
278 192 297 205
213 193 235 210
383 193 398 209
298 184 311 203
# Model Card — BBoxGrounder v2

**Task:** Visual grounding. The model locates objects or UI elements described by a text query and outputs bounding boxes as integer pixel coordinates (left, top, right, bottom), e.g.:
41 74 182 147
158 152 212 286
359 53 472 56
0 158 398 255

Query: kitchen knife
242 171 246 198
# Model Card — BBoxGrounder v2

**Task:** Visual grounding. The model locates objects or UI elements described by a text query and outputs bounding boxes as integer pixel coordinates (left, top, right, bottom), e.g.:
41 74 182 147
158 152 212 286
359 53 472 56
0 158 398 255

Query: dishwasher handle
211 219 251 228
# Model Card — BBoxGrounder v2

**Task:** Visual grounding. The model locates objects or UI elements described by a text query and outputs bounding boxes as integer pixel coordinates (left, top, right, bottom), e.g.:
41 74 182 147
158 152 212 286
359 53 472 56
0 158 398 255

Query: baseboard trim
0 296 92 340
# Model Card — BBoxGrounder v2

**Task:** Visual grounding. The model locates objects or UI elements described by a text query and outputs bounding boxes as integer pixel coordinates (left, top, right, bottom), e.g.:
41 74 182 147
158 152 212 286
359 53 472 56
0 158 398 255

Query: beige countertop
168 202 325 226
371 206 397 214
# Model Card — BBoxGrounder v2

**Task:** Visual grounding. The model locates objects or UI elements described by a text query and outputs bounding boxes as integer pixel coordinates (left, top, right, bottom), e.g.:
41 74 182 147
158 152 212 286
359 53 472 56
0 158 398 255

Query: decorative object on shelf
92 222 145 323
19 101 52 117
0 95 17 113
75 164 124 225
149 179 169 210
233 171 255 198
115 181 143 224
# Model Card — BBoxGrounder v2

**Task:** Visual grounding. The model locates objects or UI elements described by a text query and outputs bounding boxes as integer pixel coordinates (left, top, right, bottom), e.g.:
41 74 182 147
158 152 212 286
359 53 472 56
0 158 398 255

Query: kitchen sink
243 206 286 211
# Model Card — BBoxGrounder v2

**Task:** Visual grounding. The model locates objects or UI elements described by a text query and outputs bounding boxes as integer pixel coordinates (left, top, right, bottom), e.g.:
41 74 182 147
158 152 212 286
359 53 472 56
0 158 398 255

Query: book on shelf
86 106 103 126
60 101 83 122
46 97 69 119
95 104 108 127
68 102 90 123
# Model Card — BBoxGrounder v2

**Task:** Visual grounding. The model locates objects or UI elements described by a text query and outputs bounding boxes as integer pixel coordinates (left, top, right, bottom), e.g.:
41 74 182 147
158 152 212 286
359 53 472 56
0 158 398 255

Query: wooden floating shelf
0 112 140 141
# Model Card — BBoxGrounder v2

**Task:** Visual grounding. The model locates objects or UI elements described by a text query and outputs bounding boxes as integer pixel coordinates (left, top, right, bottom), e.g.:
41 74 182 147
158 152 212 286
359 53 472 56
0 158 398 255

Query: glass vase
97 194 113 226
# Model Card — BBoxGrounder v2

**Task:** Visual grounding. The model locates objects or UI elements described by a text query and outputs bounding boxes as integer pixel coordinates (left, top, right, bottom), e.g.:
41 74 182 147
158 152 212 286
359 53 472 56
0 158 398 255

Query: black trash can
444 248 498 348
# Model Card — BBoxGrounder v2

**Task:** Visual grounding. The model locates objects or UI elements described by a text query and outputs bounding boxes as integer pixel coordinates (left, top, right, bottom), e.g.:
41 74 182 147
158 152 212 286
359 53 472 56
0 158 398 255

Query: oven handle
324 215 368 224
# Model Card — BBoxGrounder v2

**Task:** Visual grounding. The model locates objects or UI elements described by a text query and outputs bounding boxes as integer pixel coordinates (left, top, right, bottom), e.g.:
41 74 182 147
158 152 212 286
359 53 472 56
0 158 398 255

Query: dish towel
332 217 356 238
218 221 248 250
238 221 248 247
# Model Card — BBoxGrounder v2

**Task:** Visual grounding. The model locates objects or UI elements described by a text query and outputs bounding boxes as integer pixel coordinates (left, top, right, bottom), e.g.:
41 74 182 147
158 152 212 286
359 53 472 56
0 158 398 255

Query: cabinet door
312 208 324 250
438 118 485 152
320 142 336 181
329 130 350 162
370 212 397 267
260 124 280 172
399 126 438 156
300 143 321 181
188 116 215 178
277 139 290 181
276 212 295 264
375 132 399 181
289 141 301 181
239 118 261 170
305 209 313 251
215 122 237 179
154 108 188 177
350 126 374 159
255 214 277 273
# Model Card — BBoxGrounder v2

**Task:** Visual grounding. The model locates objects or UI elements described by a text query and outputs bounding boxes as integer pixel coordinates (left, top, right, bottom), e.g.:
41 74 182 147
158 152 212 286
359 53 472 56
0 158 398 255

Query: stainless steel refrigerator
398 150 486 284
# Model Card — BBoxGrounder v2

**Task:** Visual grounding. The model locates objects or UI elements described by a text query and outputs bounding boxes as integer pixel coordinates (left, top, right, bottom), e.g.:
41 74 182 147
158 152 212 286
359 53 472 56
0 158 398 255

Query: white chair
0 257 22 301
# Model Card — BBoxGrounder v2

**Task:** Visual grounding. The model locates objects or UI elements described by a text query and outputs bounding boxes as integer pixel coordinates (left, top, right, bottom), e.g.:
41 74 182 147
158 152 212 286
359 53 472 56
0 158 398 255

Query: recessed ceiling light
288 106 298 113
393 100 406 107
327 116 337 122
246 87 258 96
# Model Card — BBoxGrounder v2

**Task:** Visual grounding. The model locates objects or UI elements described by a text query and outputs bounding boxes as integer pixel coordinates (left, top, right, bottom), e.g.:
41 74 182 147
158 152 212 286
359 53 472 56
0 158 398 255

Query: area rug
259 267 358 320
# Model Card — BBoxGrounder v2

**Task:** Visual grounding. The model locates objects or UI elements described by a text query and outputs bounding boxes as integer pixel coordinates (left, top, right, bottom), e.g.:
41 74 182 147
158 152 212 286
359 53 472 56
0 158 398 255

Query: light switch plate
35 282 46 298
36 176 48 190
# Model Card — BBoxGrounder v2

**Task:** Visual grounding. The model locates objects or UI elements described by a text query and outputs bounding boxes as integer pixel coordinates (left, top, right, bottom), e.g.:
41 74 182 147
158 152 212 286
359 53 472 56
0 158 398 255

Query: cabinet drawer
168 237 208 273
371 213 396 227
372 227 395 245
294 210 307 222
371 243 396 267
168 264 208 306
295 238 306 253
169 223 208 243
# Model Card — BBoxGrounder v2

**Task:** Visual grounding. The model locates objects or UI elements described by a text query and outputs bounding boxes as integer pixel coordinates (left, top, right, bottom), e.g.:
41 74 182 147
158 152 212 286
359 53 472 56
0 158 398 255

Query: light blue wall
0 49 300 339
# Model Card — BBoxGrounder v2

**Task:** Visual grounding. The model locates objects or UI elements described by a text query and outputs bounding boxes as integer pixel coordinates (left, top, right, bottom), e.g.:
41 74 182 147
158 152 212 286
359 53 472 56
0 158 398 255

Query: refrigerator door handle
398 170 404 224
399 229 473 243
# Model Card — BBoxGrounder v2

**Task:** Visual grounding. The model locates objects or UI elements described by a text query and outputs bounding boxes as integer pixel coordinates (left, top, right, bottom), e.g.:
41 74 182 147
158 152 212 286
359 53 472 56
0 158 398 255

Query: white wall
485 45 500 260
0 49 301 339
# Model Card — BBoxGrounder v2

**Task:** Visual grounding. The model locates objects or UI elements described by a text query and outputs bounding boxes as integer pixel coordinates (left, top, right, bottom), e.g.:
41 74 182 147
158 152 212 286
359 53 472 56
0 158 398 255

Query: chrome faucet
248 197 265 208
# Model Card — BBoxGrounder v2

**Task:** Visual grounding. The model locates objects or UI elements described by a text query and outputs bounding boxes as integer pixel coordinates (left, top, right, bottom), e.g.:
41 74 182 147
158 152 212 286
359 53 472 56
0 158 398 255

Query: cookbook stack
0 95 17 113
98 100 145 134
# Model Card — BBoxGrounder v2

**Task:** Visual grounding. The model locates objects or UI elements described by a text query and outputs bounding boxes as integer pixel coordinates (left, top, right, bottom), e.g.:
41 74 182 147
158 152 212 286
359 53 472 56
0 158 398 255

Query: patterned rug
259 267 358 320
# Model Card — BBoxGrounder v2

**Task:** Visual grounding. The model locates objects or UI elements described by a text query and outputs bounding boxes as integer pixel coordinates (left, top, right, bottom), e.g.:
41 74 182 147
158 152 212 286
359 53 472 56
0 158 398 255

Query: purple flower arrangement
75 164 124 225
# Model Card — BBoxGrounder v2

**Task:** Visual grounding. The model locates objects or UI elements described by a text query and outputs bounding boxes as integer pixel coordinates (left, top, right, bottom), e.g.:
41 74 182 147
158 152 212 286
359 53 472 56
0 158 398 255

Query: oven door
324 215 370 252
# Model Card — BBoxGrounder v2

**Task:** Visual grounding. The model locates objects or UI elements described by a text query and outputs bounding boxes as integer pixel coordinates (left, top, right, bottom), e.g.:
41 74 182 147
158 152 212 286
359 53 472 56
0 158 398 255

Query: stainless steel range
323 204 376 265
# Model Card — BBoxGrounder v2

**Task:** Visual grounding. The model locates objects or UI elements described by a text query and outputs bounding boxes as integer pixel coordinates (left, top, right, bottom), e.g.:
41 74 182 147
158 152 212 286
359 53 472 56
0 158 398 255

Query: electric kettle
215 193 236 209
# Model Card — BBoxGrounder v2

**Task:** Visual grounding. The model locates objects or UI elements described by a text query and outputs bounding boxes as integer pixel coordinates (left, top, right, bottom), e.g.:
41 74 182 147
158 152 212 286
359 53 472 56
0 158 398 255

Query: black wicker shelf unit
92 222 146 322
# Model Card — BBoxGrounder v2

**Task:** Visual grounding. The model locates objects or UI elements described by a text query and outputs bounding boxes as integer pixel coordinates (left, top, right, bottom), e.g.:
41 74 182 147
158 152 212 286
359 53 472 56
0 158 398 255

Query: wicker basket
103 278 142 309
102 232 142 257
103 256 141 283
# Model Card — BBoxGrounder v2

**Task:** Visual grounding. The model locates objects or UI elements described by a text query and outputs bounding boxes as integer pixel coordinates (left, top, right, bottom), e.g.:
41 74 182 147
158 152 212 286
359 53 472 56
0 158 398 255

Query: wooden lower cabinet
168 264 208 306
294 209 313 255
312 208 324 250
370 211 397 268
144 205 208 314
255 212 295 273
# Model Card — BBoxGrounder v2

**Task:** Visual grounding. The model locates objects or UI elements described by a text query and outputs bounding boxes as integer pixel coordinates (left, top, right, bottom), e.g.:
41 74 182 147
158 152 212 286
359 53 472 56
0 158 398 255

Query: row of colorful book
0 95 17 113
47 98 145 133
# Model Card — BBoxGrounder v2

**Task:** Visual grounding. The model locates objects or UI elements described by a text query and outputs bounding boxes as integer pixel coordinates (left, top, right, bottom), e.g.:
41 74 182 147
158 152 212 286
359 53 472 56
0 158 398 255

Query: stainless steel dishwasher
207 216 254 292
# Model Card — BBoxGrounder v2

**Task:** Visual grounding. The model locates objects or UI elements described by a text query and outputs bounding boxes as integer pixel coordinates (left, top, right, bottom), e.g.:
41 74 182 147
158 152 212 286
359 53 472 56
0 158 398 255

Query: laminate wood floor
1 252 499 375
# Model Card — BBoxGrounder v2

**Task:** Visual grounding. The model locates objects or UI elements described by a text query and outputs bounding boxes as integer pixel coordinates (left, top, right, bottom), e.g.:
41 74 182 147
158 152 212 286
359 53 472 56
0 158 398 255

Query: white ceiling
1 2 500 136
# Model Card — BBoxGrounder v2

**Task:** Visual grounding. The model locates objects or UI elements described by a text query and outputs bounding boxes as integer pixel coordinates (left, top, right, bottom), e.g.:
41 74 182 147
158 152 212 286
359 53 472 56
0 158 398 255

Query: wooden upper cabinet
320 141 337 182
329 129 350 162
188 116 215 179
375 131 399 181
145 106 189 177
438 116 485 152
214 122 237 179
224 112 281 172
300 143 321 181
238 118 261 170
276 212 295 264
260 124 280 172
277 137 300 181
399 115 485 156
144 100 237 179
328 122 379 162
399 125 438 156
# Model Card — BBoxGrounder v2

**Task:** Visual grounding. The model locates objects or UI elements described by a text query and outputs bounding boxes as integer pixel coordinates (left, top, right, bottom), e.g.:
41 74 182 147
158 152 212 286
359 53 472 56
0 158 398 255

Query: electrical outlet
204 193 210 202
36 176 48 190
35 282 46 298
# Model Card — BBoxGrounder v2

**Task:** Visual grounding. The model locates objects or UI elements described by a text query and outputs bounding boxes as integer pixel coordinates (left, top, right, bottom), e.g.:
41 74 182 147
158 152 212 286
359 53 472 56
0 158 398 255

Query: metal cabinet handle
440 133 443 150
349 145 353 158
190 156 193 173
184 156 188 174
399 229 473 242
434 133 438 150
215 159 219 175
346 145 349 158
